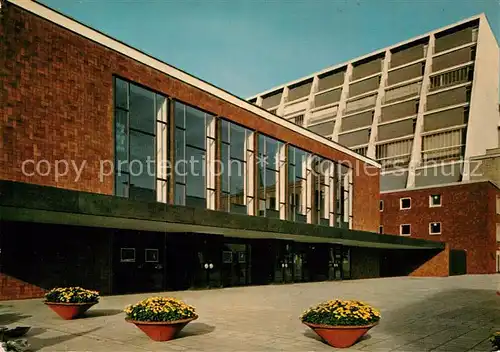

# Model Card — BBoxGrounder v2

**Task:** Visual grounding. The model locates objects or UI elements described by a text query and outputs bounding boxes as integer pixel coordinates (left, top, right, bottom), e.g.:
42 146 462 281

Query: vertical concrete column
206 115 217 210
277 87 289 117
279 144 287 219
328 161 335 226
306 155 313 224
304 76 319 126
256 96 263 108
156 97 168 203
333 63 353 141
367 50 391 159
407 35 435 188
348 169 353 229
246 131 255 215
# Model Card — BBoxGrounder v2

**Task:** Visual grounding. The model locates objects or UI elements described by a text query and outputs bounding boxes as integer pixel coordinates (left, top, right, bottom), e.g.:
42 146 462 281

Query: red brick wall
0 274 45 301
409 245 450 277
0 4 379 233
381 182 497 274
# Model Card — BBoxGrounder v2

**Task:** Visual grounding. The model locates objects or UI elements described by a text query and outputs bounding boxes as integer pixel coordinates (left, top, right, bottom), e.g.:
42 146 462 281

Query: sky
39 0 500 99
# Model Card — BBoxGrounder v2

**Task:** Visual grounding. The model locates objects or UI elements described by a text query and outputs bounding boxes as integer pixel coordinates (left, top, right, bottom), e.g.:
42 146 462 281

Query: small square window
429 222 441 235
379 200 384 212
400 198 411 210
145 249 159 263
400 224 411 236
430 194 441 207
120 248 136 262
379 226 384 234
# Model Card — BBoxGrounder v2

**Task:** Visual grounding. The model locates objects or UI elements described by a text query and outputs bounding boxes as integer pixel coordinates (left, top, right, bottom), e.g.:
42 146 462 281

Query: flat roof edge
247 13 484 100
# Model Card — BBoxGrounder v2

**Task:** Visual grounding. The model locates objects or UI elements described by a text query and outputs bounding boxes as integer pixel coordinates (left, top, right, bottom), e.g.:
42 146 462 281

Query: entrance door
328 244 343 280
221 243 250 287
113 230 165 294
275 242 293 283
194 239 222 288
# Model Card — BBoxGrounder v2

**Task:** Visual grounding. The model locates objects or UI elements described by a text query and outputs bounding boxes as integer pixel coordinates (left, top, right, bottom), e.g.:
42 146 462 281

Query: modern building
0 0 449 300
380 180 500 275
248 14 500 192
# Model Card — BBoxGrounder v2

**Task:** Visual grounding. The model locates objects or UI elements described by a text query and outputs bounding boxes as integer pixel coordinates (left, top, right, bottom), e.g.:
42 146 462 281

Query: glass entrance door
193 239 222 288
221 243 250 287
329 244 343 280
275 242 293 283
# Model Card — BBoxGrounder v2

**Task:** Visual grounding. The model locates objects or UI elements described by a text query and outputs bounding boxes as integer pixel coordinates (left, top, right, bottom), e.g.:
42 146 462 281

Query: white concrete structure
249 14 499 191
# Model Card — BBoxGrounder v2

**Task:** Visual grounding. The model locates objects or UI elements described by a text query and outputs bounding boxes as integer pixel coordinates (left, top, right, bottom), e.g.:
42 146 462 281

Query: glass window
258 134 281 218
288 146 309 223
114 78 166 202
115 110 129 172
130 84 155 134
174 102 213 209
185 106 206 149
220 119 251 214
312 157 331 225
429 222 441 235
400 198 411 209
115 78 129 109
429 194 441 207
400 224 411 236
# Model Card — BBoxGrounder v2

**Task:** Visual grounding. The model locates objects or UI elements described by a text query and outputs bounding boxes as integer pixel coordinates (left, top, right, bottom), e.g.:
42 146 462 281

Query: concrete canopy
0 181 445 250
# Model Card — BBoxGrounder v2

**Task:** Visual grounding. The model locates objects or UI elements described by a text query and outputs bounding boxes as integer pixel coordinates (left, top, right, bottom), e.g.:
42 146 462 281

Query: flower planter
45 302 97 320
126 315 198 342
303 321 378 348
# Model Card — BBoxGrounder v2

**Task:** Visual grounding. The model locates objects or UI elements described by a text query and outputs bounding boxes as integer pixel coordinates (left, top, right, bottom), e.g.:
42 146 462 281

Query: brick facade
0 3 381 299
0 4 379 232
381 181 498 274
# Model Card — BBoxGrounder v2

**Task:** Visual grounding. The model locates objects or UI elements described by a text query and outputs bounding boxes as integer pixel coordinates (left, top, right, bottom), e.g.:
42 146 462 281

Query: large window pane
115 110 128 172
219 119 251 214
130 130 155 174
115 78 128 109
185 106 206 149
185 146 206 200
230 124 246 160
221 120 230 143
130 84 155 134
114 79 167 203
129 130 155 202
115 172 129 198
175 129 186 183
221 144 230 193
230 161 245 205
175 102 185 128
175 183 185 206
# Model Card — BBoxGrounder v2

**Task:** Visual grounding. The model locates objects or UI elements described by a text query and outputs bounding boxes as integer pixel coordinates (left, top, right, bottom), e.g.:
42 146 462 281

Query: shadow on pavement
0 312 32 325
83 309 123 318
178 322 215 338
27 326 102 351
379 288 499 349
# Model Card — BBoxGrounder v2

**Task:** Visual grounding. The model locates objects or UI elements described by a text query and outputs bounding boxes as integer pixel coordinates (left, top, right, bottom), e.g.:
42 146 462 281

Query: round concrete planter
303 321 378 348
126 315 198 342
45 301 97 320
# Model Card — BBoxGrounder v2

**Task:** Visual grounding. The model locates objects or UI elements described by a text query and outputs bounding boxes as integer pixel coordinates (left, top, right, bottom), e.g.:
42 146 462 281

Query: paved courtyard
0 275 498 351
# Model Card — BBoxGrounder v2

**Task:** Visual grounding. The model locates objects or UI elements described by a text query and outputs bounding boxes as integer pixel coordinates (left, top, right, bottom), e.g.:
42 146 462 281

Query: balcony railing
429 66 472 91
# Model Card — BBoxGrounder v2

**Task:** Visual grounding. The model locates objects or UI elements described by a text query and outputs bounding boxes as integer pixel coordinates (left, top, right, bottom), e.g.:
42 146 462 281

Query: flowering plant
300 299 381 326
44 287 99 304
491 332 500 351
124 297 196 322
